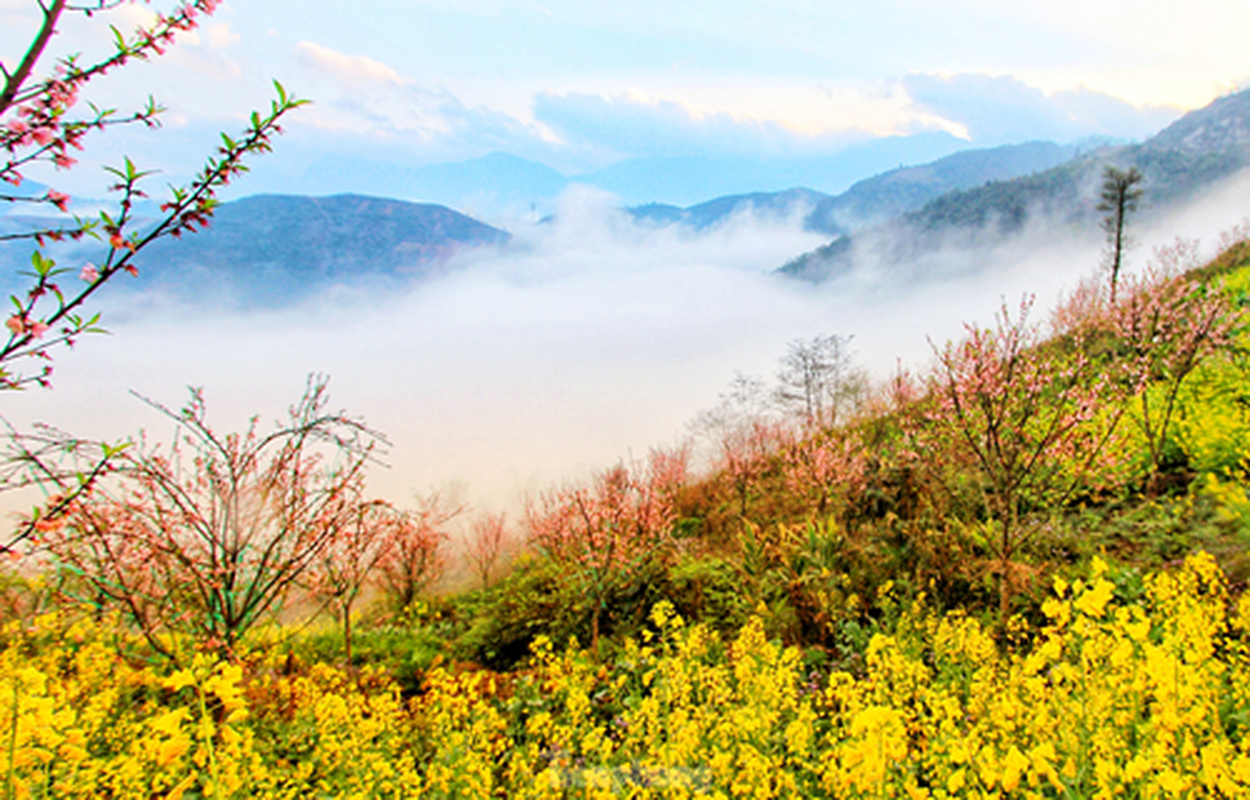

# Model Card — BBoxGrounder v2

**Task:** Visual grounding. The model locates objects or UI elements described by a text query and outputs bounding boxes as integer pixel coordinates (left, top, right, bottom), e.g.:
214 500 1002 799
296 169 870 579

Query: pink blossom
46 190 69 212
79 264 99 283
5 316 23 336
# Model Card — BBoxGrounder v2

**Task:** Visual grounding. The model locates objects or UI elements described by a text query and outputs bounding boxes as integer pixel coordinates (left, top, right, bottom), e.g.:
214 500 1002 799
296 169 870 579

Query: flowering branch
0 1 305 390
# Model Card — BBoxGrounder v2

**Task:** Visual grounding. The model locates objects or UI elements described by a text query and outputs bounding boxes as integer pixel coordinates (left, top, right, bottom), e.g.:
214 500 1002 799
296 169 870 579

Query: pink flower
52 153 76 169
79 264 99 283
28 321 48 338
46 190 69 212
5 316 23 336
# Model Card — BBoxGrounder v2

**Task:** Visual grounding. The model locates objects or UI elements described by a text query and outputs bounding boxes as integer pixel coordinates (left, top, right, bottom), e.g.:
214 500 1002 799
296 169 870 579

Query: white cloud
530 90 901 162
8 166 1250 520
294 41 403 87
901 72 1181 144
201 22 242 50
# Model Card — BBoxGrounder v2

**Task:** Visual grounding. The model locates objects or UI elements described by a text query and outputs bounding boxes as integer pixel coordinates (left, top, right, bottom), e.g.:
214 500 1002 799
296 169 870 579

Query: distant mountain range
627 141 1085 236
5 88 1249 304
297 131 984 212
780 90 1250 282
575 131 974 206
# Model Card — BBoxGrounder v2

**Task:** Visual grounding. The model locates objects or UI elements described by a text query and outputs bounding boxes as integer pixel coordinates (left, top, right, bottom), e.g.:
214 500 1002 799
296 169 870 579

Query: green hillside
783 89 1250 282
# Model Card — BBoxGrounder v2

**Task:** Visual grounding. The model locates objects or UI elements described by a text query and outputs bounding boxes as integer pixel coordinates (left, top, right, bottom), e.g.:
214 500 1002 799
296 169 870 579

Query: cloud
901 72 1181 144
533 91 859 159
294 41 403 87
288 42 546 159
200 23 243 50
0 195 836 513
8 173 1250 522
1049 86 1182 141
167 22 245 81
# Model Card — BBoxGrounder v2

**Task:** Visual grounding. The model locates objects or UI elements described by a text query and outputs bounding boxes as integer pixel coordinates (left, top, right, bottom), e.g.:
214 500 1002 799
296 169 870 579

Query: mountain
805 140 1081 231
0 194 510 303
780 89 1250 282
133 194 509 300
630 188 836 233
280 134 1076 217
626 141 1081 236
579 131 969 206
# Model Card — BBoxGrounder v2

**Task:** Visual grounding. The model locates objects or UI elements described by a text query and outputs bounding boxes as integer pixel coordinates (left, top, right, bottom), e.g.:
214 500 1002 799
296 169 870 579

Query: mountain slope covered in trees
129 194 510 300
0 194 511 304
781 89 1250 282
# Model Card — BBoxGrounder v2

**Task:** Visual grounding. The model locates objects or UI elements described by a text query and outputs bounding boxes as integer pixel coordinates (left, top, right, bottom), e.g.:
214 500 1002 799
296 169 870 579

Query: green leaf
29 251 55 276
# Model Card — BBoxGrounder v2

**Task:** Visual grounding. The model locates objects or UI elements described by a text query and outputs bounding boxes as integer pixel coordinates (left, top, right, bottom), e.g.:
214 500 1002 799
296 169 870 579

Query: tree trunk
591 605 601 657
343 600 354 668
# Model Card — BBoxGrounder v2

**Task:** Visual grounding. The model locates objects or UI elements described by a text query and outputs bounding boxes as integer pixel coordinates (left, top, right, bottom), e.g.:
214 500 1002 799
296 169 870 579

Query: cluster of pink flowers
5 315 49 339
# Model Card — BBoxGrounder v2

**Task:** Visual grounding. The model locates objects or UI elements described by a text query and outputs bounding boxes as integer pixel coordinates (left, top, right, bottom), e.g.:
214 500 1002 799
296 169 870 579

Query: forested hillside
783 89 1250 282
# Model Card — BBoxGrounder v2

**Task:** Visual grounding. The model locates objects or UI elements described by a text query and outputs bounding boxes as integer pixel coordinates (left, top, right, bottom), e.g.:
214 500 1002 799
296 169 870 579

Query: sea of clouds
4 176 1250 523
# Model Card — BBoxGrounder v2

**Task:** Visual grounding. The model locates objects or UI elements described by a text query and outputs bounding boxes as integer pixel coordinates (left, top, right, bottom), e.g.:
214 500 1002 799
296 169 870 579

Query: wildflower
1074 577 1114 618
164 669 196 692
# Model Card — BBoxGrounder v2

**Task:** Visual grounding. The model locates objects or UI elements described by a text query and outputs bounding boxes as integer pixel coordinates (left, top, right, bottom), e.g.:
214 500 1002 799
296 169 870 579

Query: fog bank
4 179 1249 517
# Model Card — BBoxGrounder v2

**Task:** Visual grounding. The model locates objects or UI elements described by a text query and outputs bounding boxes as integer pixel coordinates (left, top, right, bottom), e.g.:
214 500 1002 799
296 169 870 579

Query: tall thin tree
1097 165 1145 303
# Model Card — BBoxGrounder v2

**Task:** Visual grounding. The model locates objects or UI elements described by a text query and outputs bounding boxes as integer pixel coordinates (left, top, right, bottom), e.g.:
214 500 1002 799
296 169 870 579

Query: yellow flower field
3 552 1249 798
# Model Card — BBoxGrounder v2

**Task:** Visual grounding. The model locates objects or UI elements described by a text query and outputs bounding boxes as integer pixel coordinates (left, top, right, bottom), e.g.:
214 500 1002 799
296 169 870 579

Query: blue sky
4 1 1250 199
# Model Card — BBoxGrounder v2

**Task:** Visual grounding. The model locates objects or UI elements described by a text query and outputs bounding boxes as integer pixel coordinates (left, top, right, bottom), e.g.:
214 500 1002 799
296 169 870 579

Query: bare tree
1097 165 1145 304
309 499 403 666
692 373 783 518
775 333 867 429
377 491 463 615
465 511 511 589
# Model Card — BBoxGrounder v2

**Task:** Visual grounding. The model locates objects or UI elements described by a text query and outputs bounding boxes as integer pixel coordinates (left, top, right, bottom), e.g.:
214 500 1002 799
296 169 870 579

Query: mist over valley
7 88 1250 519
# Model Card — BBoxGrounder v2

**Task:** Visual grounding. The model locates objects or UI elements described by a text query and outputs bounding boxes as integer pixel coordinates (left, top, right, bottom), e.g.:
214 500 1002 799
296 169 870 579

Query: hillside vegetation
783 90 1250 282
6 233 1250 796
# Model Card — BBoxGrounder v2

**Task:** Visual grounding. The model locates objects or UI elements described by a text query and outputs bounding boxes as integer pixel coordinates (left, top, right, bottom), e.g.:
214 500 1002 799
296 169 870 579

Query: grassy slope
318 239 1250 681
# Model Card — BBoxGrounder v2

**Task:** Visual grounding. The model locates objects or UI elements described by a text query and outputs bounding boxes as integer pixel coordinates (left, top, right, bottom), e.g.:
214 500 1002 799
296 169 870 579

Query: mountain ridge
626 140 1082 236
780 88 1250 282
130 193 510 300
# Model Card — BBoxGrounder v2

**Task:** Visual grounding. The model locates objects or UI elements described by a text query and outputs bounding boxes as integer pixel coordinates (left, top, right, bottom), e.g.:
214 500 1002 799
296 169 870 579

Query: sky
4 0 1249 197
4 1 1250 522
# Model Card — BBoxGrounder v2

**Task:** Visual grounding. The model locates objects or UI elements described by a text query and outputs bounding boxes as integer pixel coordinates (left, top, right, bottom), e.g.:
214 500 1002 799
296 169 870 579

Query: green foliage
665 556 751 634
